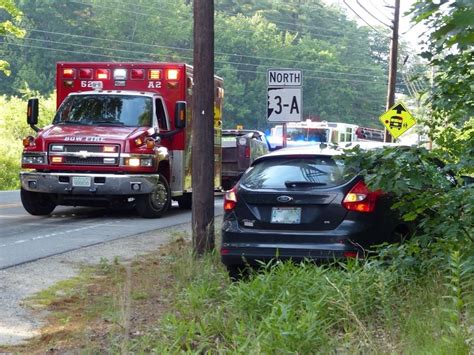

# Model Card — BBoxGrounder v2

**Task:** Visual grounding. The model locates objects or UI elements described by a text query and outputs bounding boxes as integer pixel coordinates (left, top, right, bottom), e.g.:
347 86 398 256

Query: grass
1 231 472 354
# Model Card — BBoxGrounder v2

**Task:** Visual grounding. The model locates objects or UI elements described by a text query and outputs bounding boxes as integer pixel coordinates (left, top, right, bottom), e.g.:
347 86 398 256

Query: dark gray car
221 146 410 277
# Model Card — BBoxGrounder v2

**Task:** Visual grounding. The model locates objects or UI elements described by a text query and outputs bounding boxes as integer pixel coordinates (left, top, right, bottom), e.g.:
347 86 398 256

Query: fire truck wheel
177 193 192 209
136 175 171 218
20 188 56 216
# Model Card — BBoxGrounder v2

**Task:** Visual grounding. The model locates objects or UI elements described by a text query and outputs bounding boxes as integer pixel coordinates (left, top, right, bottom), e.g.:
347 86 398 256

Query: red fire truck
20 62 224 218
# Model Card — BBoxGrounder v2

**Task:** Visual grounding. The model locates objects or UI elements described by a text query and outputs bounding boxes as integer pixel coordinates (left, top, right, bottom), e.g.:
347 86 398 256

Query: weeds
5 233 472 354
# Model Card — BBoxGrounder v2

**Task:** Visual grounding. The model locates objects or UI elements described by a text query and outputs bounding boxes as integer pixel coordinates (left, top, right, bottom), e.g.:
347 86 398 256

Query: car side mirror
175 101 186 129
27 98 40 132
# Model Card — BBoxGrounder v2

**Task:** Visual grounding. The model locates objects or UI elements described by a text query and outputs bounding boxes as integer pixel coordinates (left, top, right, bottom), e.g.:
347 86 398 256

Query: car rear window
240 156 351 189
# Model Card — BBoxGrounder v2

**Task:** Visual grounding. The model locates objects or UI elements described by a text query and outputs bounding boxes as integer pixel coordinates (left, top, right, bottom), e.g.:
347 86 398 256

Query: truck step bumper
20 172 160 195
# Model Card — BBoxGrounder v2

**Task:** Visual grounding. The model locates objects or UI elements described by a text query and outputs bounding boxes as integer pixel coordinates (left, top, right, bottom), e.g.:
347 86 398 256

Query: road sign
267 88 302 122
379 102 416 139
268 69 302 87
267 69 302 123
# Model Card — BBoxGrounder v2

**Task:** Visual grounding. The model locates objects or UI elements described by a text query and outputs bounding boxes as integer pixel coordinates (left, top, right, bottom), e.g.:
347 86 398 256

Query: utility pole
192 0 215 254
384 0 400 142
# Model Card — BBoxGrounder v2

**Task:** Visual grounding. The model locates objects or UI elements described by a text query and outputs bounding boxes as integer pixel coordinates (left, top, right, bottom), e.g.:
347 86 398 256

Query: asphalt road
0 190 224 270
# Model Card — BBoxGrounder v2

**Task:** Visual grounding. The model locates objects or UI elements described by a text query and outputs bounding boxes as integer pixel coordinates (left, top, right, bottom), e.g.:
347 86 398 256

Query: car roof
252 145 342 165
252 141 413 165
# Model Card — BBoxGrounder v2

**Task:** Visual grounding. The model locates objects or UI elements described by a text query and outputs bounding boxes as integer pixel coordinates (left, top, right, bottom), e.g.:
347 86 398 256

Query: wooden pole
192 0 215 254
384 0 400 143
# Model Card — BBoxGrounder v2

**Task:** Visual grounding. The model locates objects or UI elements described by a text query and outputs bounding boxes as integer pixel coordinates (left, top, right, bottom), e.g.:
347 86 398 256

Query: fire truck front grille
54 144 119 153
63 157 117 166
48 144 120 166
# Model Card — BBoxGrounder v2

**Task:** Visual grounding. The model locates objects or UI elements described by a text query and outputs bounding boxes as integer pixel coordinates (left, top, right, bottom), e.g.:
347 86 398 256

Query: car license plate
72 176 91 187
271 207 301 224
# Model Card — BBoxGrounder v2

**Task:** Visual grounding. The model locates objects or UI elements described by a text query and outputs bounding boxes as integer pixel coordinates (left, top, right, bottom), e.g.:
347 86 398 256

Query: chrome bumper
20 171 160 195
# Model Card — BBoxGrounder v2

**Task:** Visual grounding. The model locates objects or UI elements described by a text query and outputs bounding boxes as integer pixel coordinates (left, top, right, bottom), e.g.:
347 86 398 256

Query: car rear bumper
221 243 361 266
221 219 369 266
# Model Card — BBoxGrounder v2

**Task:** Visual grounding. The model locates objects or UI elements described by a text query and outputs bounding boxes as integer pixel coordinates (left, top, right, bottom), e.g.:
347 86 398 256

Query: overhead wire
366 0 393 22
6 35 386 79
74 0 389 44
24 28 386 73
342 0 391 38
355 0 392 28
2 40 388 85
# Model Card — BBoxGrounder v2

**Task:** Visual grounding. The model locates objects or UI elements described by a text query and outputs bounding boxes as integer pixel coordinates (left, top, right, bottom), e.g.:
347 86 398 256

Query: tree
343 0 474 269
0 0 25 75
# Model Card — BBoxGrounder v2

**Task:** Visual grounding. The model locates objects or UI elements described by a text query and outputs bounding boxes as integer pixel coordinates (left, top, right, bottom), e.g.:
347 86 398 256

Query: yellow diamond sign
379 102 416 139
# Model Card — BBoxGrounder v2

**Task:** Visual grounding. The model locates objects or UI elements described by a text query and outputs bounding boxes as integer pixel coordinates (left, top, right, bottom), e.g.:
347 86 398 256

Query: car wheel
136 175 171 218
20 188 56 216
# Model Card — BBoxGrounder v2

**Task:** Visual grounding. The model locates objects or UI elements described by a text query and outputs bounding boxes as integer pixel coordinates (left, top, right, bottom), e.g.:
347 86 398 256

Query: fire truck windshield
53 94 153 127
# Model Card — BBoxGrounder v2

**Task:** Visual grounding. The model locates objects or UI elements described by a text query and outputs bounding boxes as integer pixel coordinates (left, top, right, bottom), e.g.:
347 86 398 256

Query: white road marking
0 221 121 248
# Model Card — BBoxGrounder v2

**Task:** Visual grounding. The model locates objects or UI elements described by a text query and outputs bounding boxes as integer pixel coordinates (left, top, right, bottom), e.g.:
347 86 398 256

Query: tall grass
126 244 473 354
0 93 55 190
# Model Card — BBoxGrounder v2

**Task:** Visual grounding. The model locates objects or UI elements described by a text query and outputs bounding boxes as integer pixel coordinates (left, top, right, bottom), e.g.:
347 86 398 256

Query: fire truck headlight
140 158 153 167
22 154 45 164
128 158 140 167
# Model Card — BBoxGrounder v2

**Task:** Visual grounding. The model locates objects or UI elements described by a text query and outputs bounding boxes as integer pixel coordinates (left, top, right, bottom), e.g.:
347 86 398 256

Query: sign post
267 69 303 147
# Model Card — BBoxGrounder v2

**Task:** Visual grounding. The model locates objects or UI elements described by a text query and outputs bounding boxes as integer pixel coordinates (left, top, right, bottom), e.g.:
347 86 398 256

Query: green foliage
0 92 55 190
126 258 471 353
0 0 391 129
410 1 474 136
0 0 26 75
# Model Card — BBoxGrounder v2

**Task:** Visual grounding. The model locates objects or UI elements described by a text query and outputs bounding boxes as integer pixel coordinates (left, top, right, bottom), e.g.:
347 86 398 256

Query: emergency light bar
113 69 127 80
130 69 145 80
62 68 76 79
148 69 161 80
96 69 110 80
79 68 93 79
166 69 179 80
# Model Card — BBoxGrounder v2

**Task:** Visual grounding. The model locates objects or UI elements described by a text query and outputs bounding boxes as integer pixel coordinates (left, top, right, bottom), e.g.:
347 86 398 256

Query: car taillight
224 186 238 212
244 146 250 158
342 180 382 213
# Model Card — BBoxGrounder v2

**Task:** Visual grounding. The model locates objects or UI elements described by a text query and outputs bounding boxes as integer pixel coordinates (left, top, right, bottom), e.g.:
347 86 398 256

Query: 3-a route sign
267 69 302 123
379 102 416 139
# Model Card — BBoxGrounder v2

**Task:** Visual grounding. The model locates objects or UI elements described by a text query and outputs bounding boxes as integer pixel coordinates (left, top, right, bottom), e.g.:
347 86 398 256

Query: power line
74 0 387 45
8 35 386 79
355 0 392 28
366 0 393 22
24 29 386 73
342 0 390 38
2 41 388 85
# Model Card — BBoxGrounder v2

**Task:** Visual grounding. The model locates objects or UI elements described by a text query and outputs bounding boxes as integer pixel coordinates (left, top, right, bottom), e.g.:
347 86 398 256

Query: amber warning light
149 69 161 80
63 68 76 79
96 69 110 80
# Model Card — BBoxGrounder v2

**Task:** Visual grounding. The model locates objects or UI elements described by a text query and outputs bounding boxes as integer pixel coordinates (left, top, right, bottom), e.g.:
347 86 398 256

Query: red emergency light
79 68 93 80
130 69 145 80
96 69 110 80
